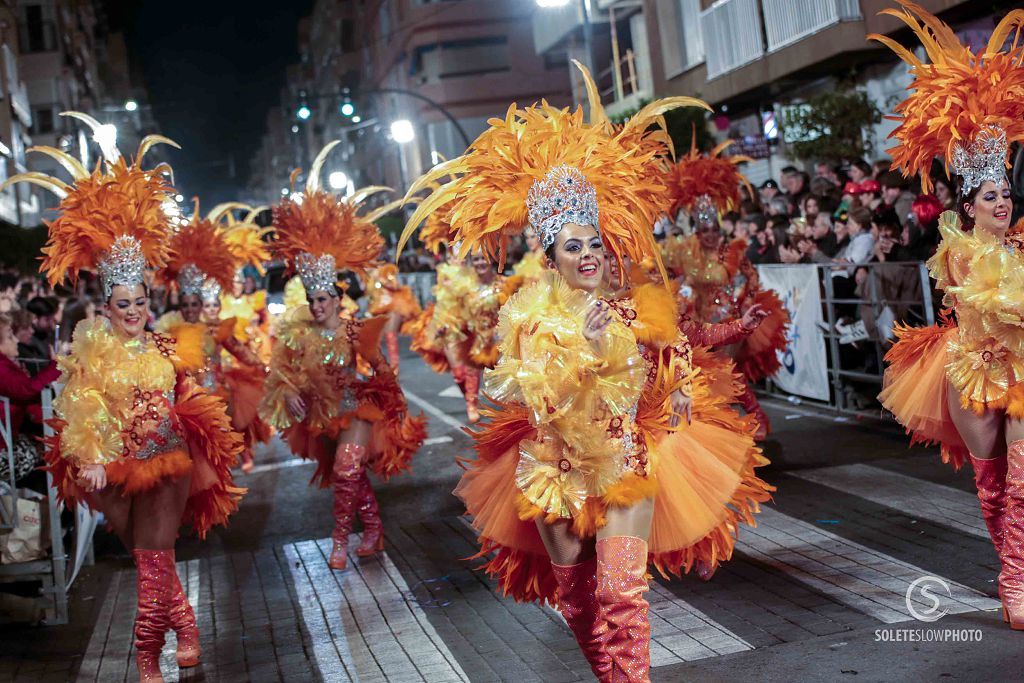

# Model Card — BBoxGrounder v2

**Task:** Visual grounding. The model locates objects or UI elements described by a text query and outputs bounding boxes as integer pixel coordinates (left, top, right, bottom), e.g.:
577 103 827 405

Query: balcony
701 0 764 80
762 0 861 52
532 2 608 57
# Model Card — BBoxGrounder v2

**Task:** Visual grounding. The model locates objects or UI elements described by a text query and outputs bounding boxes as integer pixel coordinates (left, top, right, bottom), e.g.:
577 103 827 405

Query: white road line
737 507 1000 623
456 516 752 666
439 386 463 399
791 463 989 540
405 389 467 433
285 537 469 682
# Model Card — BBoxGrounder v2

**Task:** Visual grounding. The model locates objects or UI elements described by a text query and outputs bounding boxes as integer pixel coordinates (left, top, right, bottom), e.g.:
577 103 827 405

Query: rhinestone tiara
526 166 599 250
951 126 1008 194
695 194 717 228
177 263 206 298
295 251 338 295
200 278 222 304
97 235 147 300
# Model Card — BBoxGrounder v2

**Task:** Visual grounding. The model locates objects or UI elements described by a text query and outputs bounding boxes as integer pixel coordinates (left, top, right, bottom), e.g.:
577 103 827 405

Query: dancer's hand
78 464 107 493
583 301 613 349
741 304 769 331
669 390 692 428
286 393 307 422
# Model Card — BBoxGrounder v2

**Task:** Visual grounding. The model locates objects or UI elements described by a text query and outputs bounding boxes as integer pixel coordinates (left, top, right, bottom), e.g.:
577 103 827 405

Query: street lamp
174 194 184 202
390 119 415 144
351 115 362 123
328 171 348 190
340 101 355 117
296 104 312 121
94 124 118 151
124 99 138 112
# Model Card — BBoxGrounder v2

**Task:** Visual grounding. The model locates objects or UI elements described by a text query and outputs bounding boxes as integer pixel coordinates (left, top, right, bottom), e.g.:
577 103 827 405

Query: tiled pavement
1 348 1016 681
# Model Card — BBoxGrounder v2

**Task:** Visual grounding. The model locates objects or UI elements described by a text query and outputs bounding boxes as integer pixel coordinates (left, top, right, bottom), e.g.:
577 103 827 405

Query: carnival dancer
3 115 245 681
399 62 770 681
663 140 789 439
512 228 546 283
260 141 427 571
367 263 421 377
155 205 271 473
874 2 1024 629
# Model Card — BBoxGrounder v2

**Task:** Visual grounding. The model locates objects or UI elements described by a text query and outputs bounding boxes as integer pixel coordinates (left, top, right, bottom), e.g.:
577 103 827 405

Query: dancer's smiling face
180 294 202 323
548 222 604 293
966 178 1013 237
202 298 221 323
307 289 340 327
107 283 148 340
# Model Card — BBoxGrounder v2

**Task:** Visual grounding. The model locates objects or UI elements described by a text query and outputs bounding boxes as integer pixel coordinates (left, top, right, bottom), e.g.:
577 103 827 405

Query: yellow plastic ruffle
56 318 178 467
930 211 1024 407
485 271 645 429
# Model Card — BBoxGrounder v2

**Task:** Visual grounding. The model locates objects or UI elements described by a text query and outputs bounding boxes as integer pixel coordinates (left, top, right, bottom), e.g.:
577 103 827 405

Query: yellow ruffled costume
882 212 1024 468
48 318 244 537
465 274 523 368
259 307 426 486
512 250 545 283
456 273 773 603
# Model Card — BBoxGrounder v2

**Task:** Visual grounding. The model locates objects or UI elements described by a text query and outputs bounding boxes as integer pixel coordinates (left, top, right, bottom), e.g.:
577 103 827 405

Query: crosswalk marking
791 463 988 540
284 537 469 683
737 507 1000 623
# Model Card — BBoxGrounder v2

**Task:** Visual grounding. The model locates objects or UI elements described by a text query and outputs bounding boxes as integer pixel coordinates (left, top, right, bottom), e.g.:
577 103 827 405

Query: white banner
757 265 829 401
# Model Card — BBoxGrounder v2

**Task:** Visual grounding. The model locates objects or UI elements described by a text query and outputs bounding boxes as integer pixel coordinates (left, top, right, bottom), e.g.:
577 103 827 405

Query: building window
544 51 569 71
31 106 54 135
656 0 704 79
18 4 58 54
411 37 510 82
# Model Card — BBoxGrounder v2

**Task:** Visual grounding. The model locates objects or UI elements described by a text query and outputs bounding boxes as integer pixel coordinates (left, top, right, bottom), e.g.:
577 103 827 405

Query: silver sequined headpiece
526 166 599 250
951 126 1008 194
177 263 206 298
200 278 222 304
695 194 717 228
97 235 147 299
295 251 338 295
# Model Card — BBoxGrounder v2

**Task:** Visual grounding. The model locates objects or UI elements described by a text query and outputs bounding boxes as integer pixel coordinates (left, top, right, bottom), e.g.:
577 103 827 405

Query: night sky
106 0 315 205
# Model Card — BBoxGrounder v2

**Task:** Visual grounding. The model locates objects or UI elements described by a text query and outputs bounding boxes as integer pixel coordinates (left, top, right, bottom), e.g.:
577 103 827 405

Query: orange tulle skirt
880 323 969 469
44 382 246 539
734 289 789 382
456 365 773 605
220 365 273 456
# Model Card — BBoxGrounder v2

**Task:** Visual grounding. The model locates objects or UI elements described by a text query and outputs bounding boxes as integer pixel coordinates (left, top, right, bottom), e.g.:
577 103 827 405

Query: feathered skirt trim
282 379 427 488
220 365 273 454
44 383 246 539
880 321 983 470
403 303 451 374
734 289 789 382
371 286 422 319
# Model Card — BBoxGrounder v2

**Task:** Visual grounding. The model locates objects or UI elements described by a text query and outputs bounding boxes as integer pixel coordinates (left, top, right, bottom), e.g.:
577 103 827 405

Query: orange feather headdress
0 112 179 298
218 204 272 276
398 61 710 272
665 138 752 222
272 141 393 294
868 1 1024 192
157 201 240 301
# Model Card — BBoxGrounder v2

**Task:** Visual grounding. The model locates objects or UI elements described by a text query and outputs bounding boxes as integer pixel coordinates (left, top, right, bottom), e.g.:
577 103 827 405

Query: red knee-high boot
596 536 651 682
168 568 201 667
1000 441 1024 629
464 368 481 424
385 331 401 377
738 385 769 440
452 365 467 395
551 557 610 678
330 443 366 570
133 549 174 683
355 470 384 557
971 454 1007 556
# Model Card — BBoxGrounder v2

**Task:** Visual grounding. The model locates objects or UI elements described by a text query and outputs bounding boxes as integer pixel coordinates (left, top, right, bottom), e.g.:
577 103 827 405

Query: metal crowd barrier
760 260 935 415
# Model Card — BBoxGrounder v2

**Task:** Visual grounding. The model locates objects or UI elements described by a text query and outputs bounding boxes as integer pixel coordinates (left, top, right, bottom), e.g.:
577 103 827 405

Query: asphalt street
0 340 1016 682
